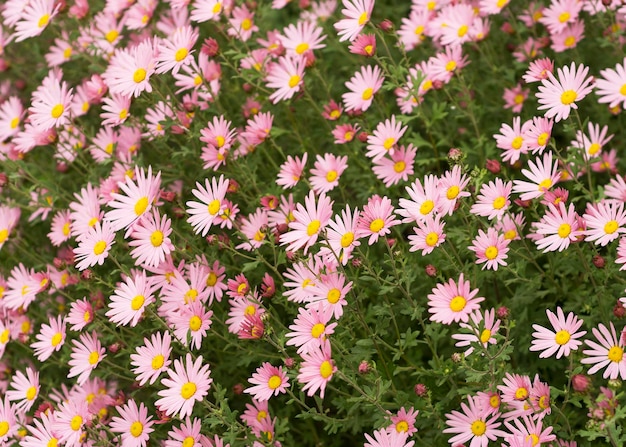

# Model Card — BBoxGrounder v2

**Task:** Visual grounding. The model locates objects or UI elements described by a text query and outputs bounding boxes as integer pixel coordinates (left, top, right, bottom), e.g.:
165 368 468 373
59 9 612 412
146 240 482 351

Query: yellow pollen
295 43 309 54
319 360 333 378
480 329 491 343
83 311 91 323
241 18 252 31
446 185 460 200
134 196 149 215
609 346 624 362
130 295 145 311
415 25 425 35
383 138 396 150
533 11 543 21
288 75 301 88
344 131 354 141
93 240 107 255
208 199 221 215
105 30 119 43
189 315 202 331
515 387 528 400
618 84 626 96
150 230 164 247
538 178 552 191
180 382 197 399
306 219 321 236
370 218 384 232
302 278 313 289
537 132 549 146
560 89 577 105
588 143 601 156
605 220 619 234
175 48 188 62
184 289 198 304
559 12 571 23
10 117 19 129
493 196 506 210
564 35 576 47
0 329 8 344
326 170 338 182
539 395 550 409
362 87 373 100
88 351 100 365
327 288 341 304
471 420 486 436
426 1 436 10
449 295 466 312
253 230 265 242
358 12 368 26
182 437 195 447
194 75 203 86
526 434 540 446
0 422 10 438
445 60 457 72
311 323 325 338
206 272 218 287
63 46 72 59
119 109 128 120
212 2 222 13
0 229 7 243
152 354 165 370
330 110 340 119
141 14 149 24
457 25 468 37
420 200 435 215
268 375 282 389
496 0 508 7
244 305 256 316
21 319 31 333
364 44 373 55
38 14 50 28
51 332 63 346
425 232 439 247
557 223 571 238
133 68 147 83
396 421 409 433
489 394 500 408
216 135 225 148
48 438 59 447
51 104 64 119
26 386 37 401
130 422 143 437
393 161 406 173
70 415 83 431
21 285 29 296
340 232 354 248
511 136 523 150
485 246 498 260
555 330 571 345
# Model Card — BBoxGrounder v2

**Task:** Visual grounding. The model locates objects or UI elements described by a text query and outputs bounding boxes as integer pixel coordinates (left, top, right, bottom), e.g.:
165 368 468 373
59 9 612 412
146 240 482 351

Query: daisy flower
308 271 353 319
165 417 209 447
434 4 475 47
493 117 530 165
438 165 471 216
321 205 361 267
286 303 337 355
596 57 626 109
297 340 336 398
502 84 529 114
443 394 506 447
74 220 116 271
131 331 172 386
105 165 162 237
265 56 306 104
550 20 585 53
228 5 258 41
171 301 213 350
530 307 586 359
0 205 20 251
342 64 384 112
28 70 73 131
155 353 213 418
309 153 348 194
190 0 224 22
398 9 429 51
571 122 613 160
283 256 323 303
334 0 374 42
365 429 414 447
583 200 626 246
52 399 89 447
451 308 501 356
582 322 626 379
67 330 106 385
349 33 376 57
536 62 594 122
523 58 554 83
356 195 401 244
110 399 155 447
22 413 59 447
6 367 39 412
366 116 408 162
280 20 327 57
428 273 484 324
498 372 532 406
512 151 560 201
236 208 269 252
504 416 556 447
155 25 198 75
101 93 131 127
0 398 17 444
372 144 416 187
245 363 290 401
30 315 66 361
534 202 583 252
387 407 419 436
186 175 230 237
397 175 444 224
129 209 174 268
67 298 93 331
468 227 510 271
0 96 24 142
106 271 157 327
470 178 512 221
103 39 156 98
13 0 60 42
539 0 582 34
47 209 72 246
408 214 446 255
522 116 553 154
280 191 333 254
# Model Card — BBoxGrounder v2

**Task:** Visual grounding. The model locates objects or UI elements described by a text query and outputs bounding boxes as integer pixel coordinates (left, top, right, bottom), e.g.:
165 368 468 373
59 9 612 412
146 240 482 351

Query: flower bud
485 159 501 174
358 361 370 374
425 264 437 277
572 374 591 393
496 306 509 319
201 38 219 57
592 255 605 269
414 383 428 397
614 300 625 318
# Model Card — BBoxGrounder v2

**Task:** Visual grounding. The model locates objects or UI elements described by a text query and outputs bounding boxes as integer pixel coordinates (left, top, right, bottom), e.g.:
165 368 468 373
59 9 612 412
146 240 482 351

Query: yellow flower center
485 246 498 260
393 161 406 173
288 75 301 88
480 329 491 343
152 354 164 370
26 386 37 401
38 14 50 28
83 311 91 322
526 434 540 446
362 87 373 100
213 2 222 13
445 60 457 72
557 223 571 238
326 170 338 182
608 346 624 362
47 438 58 447
10 117 19 129
180 382 197 399
51 332 63 346
537 132 549 146
244 305 256 316
70 415 83 431
364 44 373 55
184 289 198 304
105 30 119 43
189 315 202 331
493 196 506 210
560 90 577 105
150 230 164 247
489 394 500 408
241 18 252 31
605 220 619 234
496 0 508 7
311 323 325 338
415 25 425 35
539 395 550 409
51 104 64 119
327 288 341 304
619 84 626 96
319 360 333 378
515 387 528 400
369 218 384 232
133 68 147 83
457 25 468 37
0 329 8 344
130 421 143 437
511 136 523 150
564 35 576 47
470 420 486 436
134 197 149 215
422 79 432 91
555 330 571 345
119 109 128 120
182 437 195 447
383 138 396 150
130 295 145 311
420 200 434 215
341 232 354 248
514 94 524 104
206 272 218 287
93 240 107 255
268 375 282 389
253 230 265 242
88 351 100 365
425 232 439 247
295 43 309 54
215 135 225 148
358 12 368 26
559 12 570 23
588 143 601 155
449 295 466 312
396 421 409 433
62 222 71 236
194 75 203 86
0 229 7 243
538 179 552 191
306 219 321 236
208 199 221 215
174 48 188 62
446 185 460 200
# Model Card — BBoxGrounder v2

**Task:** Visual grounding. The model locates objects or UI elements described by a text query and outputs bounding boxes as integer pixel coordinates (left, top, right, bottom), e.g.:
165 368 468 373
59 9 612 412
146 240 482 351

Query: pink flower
530 307 586 358
13 0 60 42
280 191 333 254
73 221 116 271
512 151 560 201
67 331 106 385
372 144 416 187
280 20 326 57
106 271 157 327
523 58 554 83
522 116 553 154
408 214 446 255
334 0 374 42
297 340 336 398
155 25 198 75
129 209 174 268
596 57 626 109
452 309 501 357
6 367 39 412
468 227 510 271
277 153 307 189
470 178 512 221
155 353 213 418
308 271 353 319
349 33 376 57
110 399 155 447
28 70 73 131
365 429 414 447
286 303 337 355
387 407 419 436
428 273 484 325
30 315 66 361
583 200 626 246
103 39 156 98
356 195 401 245
493 117 530 165
130 331 172 386
319 205 360 266
186 175 230 237
366 116 408 162
342 64 384 112
533 202 583 252
503 84 529 113
582 322 626 379
397 174 444 224
538 0 581 34
536 62 593 122
265 56 306 104
443 395 506 447
245 363 290 401
310 153 348 194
